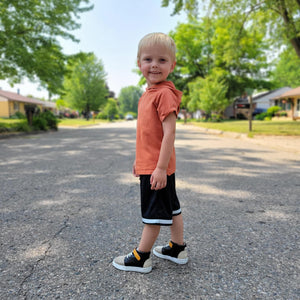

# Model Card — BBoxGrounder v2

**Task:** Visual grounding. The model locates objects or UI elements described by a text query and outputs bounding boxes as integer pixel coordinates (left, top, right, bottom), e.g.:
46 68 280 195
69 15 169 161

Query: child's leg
170 214 184 245
138 224 160 252
153 214 188 264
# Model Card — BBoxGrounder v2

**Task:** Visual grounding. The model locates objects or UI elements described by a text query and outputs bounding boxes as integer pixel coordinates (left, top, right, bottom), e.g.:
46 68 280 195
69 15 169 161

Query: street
0 121 299 299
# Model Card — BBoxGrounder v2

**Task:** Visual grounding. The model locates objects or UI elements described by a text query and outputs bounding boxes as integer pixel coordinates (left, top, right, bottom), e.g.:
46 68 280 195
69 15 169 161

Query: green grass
1 117 299 136
183 119 300 136
0 118 22 130
58 118 110 127
0 118 23 124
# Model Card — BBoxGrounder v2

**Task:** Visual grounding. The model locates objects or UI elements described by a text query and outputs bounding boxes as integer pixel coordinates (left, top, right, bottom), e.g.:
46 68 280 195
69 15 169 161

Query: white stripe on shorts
142 218 173 225
173 208 181 215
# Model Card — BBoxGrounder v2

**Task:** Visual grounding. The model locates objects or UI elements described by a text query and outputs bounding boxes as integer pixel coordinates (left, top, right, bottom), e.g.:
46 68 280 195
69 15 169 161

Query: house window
297 99 300 111
13 102 19 110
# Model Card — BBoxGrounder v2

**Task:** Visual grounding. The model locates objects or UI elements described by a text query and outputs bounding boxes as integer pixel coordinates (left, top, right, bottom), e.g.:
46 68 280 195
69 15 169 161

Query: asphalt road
0 122 299 300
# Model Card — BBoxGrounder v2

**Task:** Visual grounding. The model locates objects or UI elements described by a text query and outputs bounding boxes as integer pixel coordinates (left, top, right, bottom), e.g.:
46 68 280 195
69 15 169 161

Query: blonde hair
137 32 176 62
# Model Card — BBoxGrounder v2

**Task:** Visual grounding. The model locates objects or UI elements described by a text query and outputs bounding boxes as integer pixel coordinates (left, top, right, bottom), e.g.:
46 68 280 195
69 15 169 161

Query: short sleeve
155 89 181 122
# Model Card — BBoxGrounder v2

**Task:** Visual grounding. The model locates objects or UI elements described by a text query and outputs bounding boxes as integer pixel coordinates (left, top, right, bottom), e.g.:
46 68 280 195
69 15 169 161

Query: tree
187 69 229 118
63 53 108 119
271 46 300 88
118 86 143 114
0 0 93 95
55 98 67 111
169 19 213 90
103 98 119 120
161 0 300 59
169 17 270 107
161 0 199 17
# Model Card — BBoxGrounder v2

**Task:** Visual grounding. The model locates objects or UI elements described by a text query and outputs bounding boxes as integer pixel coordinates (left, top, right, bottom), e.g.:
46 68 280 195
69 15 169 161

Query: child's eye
160 58 167 63
144 58 151 62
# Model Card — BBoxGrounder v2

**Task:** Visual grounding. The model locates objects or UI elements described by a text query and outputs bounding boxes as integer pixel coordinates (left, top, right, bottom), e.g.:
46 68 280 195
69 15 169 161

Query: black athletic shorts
140 173 181 226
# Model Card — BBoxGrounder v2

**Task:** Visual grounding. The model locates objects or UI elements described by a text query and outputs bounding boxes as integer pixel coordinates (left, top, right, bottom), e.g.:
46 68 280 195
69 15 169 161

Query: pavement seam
17 216 70 299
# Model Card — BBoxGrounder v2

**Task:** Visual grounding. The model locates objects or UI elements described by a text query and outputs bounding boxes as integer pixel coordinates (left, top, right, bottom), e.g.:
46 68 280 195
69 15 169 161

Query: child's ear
170 61 176 73
137 60 141 69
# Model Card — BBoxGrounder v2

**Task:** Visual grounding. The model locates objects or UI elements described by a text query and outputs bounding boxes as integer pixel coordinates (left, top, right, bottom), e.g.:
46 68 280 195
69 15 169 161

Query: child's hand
150 167 167 190
132 160 139 177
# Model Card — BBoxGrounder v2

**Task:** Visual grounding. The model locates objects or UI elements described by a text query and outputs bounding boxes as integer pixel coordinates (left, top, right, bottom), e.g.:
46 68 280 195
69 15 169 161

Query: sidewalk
178 123 300 154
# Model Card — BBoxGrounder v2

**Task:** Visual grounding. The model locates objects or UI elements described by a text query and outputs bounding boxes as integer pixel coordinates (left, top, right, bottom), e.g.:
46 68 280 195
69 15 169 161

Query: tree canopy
162 0 300 59
118 86 143 114
102 98 119 120
271 46 300 88
0 0 93 95
188 69 229 117
158 0 300 115
63 53 108 118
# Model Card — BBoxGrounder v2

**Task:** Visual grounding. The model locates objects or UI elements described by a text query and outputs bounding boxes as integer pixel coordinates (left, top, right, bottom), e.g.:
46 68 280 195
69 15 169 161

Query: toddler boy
113 32 188 273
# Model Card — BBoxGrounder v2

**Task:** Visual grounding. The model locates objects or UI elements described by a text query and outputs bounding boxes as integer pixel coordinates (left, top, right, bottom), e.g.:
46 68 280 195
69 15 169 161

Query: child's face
138 44 176 88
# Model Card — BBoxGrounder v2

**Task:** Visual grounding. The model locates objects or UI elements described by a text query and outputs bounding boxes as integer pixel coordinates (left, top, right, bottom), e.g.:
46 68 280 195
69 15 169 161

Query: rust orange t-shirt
135 81 182 176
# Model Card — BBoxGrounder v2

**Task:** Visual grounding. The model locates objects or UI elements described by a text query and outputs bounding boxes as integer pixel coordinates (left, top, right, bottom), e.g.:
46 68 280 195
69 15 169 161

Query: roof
0 89 47 105
253 87 292 103
43 101 56 108
274 86 300 99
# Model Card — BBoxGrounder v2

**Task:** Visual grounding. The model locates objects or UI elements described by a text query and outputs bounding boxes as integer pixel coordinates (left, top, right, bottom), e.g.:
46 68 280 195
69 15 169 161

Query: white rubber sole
112 260 152 273
153 249 188 265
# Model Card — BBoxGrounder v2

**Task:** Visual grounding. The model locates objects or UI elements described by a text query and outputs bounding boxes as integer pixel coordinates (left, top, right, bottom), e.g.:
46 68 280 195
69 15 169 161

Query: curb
0 129 57 140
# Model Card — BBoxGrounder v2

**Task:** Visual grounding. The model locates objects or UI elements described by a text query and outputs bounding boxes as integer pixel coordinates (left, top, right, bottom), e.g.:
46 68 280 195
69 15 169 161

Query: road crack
18 215 70 299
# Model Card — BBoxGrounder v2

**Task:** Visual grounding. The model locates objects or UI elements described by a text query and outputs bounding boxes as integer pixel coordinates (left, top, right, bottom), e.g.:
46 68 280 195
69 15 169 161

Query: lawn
0 118 23 131
0 118 23 125
184 119 300 136
1 117 299 136
58 118 110 127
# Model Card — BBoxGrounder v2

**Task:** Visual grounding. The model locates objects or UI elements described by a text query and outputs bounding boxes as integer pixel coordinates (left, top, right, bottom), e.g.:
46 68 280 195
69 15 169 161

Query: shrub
15 121 31 132
210 114 223 122
255 112 268 120
16 111 26 119
40 110 59 130
10 112 26 119
267 106 281 116
32 116 48 131
280 111 288 117
0 125 10 133
96 112 107 119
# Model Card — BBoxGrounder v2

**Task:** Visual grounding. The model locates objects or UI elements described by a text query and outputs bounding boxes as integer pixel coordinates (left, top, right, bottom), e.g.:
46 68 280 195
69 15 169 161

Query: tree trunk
278 0 300 58
290 37 300 59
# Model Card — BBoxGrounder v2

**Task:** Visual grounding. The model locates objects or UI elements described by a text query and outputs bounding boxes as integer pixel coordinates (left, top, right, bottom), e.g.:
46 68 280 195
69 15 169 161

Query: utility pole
249 95 253 132
245 88 254 133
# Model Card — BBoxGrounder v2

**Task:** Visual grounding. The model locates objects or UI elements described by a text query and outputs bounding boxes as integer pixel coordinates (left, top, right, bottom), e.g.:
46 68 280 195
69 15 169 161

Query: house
271 86 300 120
252 87 292 110
224 87 292 119
0 90 57 118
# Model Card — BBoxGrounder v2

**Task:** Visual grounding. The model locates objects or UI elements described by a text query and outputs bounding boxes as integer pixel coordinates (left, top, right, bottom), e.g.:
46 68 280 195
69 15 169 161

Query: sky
0 0 187 99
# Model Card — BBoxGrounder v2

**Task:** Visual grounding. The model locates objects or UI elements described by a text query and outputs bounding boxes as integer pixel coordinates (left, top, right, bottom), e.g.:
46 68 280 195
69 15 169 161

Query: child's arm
150 112 177 190
132 159 139 177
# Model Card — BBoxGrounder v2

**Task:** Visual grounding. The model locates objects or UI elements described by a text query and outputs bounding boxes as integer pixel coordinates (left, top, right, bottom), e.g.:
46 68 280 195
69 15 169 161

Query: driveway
0 122 299 299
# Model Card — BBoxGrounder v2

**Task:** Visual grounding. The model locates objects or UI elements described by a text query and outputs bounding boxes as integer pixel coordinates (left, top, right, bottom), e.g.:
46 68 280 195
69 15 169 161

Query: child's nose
151 61 158 68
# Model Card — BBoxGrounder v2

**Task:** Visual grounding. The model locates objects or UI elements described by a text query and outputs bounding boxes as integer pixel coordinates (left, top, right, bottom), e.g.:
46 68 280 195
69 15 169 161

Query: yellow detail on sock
169 241 173 248
133 248 141 261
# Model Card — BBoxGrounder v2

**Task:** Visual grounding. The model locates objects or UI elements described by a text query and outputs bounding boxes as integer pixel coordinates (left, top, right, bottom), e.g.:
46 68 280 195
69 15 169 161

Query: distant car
125 114 134 120
252 108 267 117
